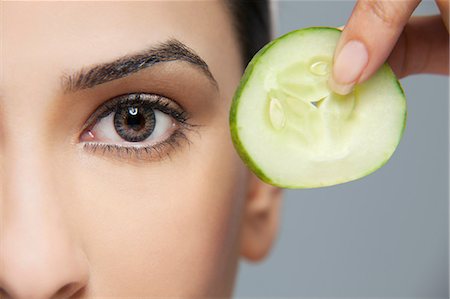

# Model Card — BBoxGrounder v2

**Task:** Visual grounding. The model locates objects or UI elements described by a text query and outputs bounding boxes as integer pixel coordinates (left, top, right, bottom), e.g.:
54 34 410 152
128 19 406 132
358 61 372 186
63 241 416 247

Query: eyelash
80 93 196 161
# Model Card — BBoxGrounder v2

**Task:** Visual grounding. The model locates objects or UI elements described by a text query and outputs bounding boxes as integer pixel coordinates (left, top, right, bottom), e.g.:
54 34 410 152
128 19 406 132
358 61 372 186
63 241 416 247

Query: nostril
0 288 11 299
0 282 86 299
51 283 83 299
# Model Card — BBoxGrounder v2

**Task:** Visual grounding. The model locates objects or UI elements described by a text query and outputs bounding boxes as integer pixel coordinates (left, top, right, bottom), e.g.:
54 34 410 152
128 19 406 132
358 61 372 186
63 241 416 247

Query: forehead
2 1 239 87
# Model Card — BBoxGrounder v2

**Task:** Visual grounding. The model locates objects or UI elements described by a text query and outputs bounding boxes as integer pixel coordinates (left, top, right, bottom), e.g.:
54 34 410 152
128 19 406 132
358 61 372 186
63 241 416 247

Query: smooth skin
329 0 449 95
0 1 282 298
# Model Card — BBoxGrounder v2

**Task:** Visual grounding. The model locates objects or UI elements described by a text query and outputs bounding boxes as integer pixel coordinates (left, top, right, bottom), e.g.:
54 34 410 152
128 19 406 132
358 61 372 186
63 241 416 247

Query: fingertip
330 40 368 94
328 76 354 95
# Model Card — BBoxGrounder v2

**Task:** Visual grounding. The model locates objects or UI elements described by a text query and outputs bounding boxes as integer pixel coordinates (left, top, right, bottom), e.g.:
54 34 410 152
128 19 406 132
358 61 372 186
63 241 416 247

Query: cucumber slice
229 27 406 188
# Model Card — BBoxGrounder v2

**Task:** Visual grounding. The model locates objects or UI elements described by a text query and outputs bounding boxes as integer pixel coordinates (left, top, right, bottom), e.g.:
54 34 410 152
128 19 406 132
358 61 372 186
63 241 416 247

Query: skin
329 0 449 95
0 1 282 298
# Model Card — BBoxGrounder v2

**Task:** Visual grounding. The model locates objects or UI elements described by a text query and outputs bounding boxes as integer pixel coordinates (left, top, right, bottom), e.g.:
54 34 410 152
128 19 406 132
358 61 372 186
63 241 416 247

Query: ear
240 171 283 262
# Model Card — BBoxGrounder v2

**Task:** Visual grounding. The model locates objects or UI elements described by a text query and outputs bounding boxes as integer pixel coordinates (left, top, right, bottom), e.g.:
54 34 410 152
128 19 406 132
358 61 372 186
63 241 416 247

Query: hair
226 0 272 69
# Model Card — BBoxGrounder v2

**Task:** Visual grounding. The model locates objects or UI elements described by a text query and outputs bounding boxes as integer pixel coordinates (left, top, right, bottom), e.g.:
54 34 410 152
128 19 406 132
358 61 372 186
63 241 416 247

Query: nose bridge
0 136 89 298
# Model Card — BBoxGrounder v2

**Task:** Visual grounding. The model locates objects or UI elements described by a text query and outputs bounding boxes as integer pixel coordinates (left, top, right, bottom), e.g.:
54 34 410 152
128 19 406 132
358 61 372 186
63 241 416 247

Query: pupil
126 109 145 131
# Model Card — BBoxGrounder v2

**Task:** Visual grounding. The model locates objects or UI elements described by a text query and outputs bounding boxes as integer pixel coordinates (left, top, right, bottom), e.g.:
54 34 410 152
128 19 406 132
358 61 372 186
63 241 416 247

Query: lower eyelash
82 129 192 162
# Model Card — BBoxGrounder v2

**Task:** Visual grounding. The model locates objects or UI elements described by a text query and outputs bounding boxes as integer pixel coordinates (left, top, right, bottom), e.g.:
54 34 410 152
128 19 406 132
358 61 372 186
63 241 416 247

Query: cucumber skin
229 31 278 186
229 27 407 189
356 69 407 181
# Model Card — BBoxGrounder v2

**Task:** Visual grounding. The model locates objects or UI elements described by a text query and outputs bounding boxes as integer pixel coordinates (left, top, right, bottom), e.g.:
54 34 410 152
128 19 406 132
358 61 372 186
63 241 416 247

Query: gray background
234 1 449 298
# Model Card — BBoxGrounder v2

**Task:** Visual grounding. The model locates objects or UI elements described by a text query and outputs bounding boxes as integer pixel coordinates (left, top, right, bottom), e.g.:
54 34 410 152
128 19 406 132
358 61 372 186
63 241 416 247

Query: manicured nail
328 77 354 95
329 40 368 95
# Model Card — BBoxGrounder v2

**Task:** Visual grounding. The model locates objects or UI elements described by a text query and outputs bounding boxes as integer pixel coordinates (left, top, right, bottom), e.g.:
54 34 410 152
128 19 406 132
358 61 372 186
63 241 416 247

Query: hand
328 0 449 95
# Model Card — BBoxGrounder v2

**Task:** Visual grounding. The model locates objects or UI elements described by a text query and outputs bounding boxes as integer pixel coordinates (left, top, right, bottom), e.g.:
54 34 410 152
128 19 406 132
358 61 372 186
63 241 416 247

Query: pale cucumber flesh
230 27 406 188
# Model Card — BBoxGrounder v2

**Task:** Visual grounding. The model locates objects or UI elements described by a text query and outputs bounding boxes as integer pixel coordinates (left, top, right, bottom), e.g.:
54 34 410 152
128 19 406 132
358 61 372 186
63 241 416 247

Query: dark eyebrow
61 39 218 93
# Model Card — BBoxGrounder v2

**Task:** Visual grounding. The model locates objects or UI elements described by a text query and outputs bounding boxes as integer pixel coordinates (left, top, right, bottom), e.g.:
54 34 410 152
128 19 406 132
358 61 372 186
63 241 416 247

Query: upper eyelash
80 92 199 161
81 93 195 133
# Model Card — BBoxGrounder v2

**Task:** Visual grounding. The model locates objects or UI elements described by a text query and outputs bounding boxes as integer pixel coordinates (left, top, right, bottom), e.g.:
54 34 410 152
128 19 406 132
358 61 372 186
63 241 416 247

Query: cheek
61 123 248 296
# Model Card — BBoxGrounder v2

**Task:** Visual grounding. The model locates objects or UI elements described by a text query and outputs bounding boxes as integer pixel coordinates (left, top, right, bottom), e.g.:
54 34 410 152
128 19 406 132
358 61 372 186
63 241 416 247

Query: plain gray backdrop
234 1 449 298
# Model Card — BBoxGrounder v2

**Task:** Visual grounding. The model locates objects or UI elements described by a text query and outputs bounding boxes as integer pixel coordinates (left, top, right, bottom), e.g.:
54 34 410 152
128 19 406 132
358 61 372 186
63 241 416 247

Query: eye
80 93 194 160
83 101 174 144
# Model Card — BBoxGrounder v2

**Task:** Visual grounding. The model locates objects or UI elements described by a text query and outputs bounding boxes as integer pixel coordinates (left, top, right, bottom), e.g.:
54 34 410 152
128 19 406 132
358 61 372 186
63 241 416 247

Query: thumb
329 0 421 95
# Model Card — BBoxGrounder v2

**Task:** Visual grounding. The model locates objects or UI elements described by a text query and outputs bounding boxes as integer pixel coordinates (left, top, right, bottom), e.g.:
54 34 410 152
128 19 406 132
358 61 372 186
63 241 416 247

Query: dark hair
227 0 272 69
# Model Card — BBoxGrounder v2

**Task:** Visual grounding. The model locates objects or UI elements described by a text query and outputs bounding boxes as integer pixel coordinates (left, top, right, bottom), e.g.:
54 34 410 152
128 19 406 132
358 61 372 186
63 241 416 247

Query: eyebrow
61 39 218 93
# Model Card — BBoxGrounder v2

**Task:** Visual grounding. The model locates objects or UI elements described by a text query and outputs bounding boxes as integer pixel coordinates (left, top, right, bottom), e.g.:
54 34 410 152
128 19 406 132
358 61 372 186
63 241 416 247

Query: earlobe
240 172 283 262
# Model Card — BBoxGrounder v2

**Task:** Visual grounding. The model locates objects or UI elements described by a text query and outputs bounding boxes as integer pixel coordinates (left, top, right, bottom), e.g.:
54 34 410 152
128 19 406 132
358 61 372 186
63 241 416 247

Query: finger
329 0 421 95
388 15 449 78
435 0 449 31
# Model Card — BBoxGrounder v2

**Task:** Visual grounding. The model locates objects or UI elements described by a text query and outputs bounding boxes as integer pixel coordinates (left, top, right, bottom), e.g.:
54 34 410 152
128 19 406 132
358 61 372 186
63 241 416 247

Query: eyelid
82 130 192 163
79 92 200 162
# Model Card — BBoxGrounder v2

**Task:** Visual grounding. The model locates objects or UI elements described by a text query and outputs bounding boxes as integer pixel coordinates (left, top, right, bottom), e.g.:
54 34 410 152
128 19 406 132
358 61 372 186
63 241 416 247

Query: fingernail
329 40 368 95
328 77 354 95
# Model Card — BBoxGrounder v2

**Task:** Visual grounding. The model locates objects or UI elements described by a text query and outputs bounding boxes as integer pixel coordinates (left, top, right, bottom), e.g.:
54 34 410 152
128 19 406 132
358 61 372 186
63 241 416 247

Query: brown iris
114 104 156 142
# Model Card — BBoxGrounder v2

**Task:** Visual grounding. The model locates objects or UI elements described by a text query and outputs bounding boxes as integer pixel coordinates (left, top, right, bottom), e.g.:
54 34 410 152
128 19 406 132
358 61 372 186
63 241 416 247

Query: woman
0 1 282 297
0 0 447 298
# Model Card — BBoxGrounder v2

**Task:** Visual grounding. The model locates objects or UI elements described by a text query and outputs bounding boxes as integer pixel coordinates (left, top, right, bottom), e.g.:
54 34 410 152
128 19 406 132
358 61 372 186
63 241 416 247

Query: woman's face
0 1 281 298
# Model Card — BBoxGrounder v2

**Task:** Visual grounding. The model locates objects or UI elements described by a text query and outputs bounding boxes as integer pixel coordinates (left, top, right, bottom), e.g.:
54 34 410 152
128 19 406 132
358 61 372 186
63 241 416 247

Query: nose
0 147 89 298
